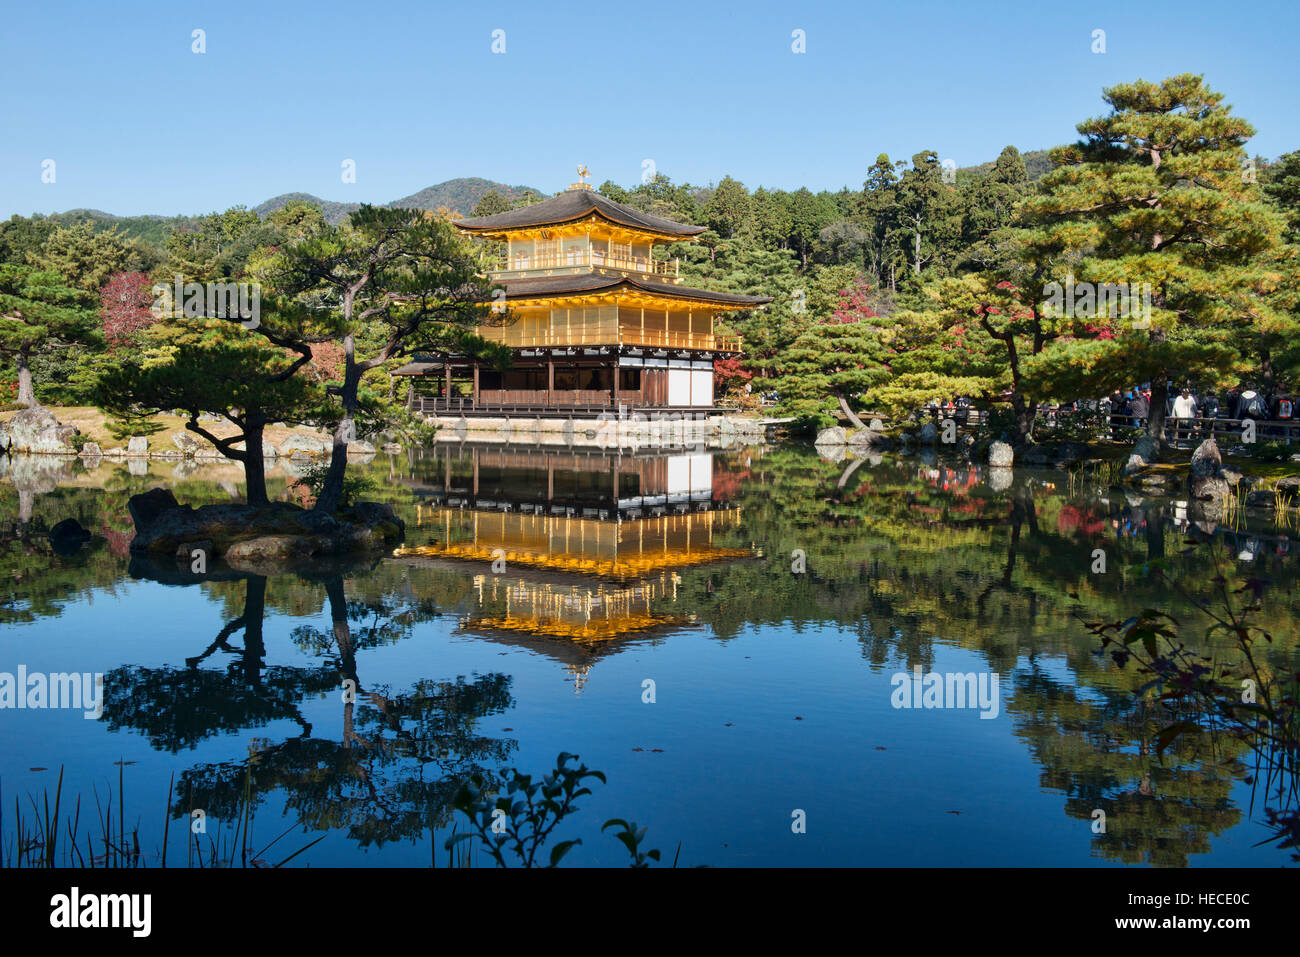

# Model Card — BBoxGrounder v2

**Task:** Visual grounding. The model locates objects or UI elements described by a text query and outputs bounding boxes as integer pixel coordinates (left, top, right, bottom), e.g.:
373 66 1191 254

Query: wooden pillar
445 364 452 402
547 360 554 407
473 451 479 496
472 365 480 409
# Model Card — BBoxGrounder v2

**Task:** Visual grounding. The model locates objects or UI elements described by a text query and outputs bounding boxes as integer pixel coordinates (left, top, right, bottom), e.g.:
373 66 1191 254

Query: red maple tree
100 271 156 346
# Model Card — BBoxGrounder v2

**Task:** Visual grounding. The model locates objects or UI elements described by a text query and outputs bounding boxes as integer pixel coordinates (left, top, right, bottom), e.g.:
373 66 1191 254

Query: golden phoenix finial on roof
577 164 590 183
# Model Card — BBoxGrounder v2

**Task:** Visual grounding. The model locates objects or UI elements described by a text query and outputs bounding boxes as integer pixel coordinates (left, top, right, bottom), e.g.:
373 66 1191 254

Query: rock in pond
126 487 405 563
7 407 79 454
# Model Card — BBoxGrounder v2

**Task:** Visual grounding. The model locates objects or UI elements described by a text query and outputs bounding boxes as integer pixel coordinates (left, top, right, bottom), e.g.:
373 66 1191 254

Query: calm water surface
2 443 1296 866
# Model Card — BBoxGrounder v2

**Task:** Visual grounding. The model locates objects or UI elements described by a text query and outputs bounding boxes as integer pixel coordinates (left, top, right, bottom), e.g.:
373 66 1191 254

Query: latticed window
535 239 558 265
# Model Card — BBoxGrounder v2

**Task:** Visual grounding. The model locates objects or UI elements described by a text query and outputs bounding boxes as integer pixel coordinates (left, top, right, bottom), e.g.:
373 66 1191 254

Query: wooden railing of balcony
474 324 742 352
498 250 679 277
478 389 614 407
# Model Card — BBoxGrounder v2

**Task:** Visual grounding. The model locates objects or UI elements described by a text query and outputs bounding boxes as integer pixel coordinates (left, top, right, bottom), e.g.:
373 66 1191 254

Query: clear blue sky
1 0 1296 218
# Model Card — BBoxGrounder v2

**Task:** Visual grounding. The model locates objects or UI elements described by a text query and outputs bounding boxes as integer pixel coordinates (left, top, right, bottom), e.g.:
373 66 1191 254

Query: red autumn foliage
100 271 156 346
827 280 880 324
714 355 752 392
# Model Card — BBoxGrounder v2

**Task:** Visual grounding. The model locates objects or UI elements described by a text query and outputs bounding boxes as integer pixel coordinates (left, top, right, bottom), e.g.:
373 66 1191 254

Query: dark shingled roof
455 188 707 238
492 273 772 307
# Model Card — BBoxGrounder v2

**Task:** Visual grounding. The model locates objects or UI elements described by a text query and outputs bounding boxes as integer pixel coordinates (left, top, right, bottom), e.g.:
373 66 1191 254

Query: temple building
392 172 771 416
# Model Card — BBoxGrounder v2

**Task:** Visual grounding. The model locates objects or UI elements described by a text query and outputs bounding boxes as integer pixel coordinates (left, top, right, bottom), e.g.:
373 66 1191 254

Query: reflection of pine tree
171 573 516 850
1011 664 1243 866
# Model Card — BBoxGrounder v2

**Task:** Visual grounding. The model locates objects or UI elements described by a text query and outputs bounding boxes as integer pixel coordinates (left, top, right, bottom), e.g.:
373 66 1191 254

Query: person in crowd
1198 389 1220 441
1271 384 1294 440
1171 388 1197 448
1236 382 1268 421
1129 389 1149 429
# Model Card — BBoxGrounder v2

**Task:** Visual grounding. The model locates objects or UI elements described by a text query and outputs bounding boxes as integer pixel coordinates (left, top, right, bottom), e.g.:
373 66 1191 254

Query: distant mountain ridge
35 178 546 242
35 155 1056 245
254 178 545 224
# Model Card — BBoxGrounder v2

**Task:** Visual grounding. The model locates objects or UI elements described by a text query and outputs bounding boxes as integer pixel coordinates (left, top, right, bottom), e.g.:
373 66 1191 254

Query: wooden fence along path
862 407 1300 446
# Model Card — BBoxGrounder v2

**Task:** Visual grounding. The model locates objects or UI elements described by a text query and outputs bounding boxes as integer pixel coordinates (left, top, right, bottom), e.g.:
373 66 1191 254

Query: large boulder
172 432 201 456
0 420 9 451
918 422 939 445
347 439 377 457
224 535 316 564
848 429 892 451
129 487 182 532
814 427 849 447
279 433 330 458
7 406 79 454
1220 465 1246 487
1133 435 1158 462
126 436 149 457
988 441 1014 468
1275 476 1300 497
1189 438 1222 479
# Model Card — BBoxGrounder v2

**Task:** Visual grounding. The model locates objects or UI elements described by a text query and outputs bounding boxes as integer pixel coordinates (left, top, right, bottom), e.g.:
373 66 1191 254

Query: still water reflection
1 444 1296 866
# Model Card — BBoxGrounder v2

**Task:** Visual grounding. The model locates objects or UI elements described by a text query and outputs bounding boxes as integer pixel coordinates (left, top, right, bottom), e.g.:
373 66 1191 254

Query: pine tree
769 280 891 427
1019 74 1289 449
703 176 752 239
95 309 322 506
262 205 502 513
0 264 96 406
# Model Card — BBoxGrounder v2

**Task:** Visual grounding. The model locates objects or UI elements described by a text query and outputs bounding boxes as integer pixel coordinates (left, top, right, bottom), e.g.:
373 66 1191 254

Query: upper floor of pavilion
453 180 704 283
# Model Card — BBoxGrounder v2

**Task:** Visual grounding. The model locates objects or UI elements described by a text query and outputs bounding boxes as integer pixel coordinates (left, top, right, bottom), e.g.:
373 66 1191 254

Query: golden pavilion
392 172 771 415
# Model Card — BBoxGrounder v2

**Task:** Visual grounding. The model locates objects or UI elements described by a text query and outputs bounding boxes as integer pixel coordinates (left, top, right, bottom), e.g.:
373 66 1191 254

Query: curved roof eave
455 189 707 239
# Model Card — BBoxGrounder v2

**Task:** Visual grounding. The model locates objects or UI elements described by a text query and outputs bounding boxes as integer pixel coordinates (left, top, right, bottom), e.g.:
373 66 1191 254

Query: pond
1 442 1296 867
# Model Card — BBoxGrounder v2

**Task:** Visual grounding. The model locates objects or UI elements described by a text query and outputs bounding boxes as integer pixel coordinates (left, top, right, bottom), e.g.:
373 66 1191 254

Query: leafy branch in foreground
444 753 675 867
1081 562 1300 858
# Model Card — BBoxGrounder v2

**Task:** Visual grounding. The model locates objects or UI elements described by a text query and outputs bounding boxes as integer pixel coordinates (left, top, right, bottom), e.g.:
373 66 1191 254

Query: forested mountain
255 178 545 224
25 178 544 239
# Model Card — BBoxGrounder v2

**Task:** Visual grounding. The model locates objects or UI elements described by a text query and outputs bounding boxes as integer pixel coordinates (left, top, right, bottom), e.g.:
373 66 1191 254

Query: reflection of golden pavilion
392 448 752 648
469 572 690 641
399 507 748 580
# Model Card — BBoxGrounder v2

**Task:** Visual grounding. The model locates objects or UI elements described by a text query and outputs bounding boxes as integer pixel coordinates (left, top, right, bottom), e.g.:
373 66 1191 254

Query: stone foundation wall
425 413 767 447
